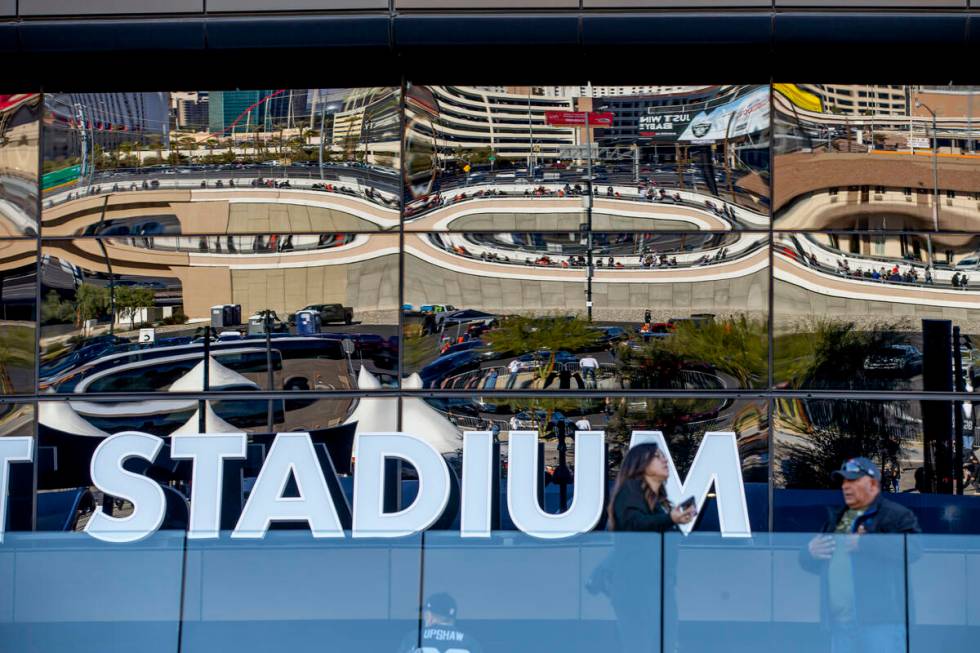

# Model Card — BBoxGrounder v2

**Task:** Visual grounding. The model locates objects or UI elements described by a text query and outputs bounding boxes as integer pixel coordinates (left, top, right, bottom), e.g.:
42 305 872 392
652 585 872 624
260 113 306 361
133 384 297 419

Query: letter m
629 431 751 538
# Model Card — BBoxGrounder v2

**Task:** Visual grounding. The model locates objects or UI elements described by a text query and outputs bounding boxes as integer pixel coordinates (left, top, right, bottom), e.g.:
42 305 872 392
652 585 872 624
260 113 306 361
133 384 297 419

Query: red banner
544 111 614 127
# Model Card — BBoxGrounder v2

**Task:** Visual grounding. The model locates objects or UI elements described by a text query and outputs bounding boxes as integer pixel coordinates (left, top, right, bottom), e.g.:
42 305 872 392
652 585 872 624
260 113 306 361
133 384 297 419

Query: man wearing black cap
809 457 920 545
398 593 483 653
802 457 920 652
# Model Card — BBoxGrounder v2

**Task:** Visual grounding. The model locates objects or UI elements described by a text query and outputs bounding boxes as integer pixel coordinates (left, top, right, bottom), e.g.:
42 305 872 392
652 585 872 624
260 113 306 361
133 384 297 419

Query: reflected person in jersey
399 593 483 653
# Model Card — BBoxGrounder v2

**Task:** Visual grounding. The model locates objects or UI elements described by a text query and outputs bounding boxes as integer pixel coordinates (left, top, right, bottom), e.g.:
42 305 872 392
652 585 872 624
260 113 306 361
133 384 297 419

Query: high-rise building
173 91 209 132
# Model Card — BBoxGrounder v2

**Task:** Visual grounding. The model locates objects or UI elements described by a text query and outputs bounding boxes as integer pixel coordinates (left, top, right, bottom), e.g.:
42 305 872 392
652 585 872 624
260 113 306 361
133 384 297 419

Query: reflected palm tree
777 399 913 491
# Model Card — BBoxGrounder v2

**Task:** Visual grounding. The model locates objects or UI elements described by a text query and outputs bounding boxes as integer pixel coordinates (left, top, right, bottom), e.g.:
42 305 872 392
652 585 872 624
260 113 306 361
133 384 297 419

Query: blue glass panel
421 531 661 653
664 532 907 653
908 534 980 652
179 531 422 653
0 530 185 653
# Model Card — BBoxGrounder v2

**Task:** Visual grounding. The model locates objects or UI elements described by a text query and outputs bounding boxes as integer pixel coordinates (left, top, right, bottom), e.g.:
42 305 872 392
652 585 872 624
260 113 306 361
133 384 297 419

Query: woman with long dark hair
601 442 696 653
607 442 696 531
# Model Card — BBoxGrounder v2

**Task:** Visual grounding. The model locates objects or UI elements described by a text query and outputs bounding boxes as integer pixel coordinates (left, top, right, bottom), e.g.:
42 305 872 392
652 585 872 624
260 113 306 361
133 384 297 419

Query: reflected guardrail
2 530 978 653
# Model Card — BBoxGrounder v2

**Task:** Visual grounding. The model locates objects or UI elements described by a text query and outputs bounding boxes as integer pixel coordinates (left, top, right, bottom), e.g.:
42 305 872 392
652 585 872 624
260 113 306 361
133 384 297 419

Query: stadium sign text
0 430 750 544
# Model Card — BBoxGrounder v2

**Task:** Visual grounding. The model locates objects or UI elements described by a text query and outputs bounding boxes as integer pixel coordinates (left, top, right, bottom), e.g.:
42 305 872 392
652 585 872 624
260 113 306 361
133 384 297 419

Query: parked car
418 350 485 388
287 303 353 325
863 344 923 376
509 409 567 433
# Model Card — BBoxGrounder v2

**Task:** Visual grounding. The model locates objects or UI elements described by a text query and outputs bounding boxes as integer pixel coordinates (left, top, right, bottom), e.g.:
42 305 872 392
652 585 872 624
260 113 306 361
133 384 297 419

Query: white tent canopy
343 367 399 432
39 400 109 437
168 357 260 392
171 401 240 435
346 369 461 454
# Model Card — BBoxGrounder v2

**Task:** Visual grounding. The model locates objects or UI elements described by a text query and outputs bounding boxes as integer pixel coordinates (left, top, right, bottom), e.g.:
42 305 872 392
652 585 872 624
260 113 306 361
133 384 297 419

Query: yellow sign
774 84 823 113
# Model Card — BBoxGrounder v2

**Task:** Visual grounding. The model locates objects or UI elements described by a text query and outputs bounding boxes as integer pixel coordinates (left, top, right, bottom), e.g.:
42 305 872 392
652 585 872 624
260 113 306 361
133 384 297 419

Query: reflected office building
774 84 980 231
404 85 768 232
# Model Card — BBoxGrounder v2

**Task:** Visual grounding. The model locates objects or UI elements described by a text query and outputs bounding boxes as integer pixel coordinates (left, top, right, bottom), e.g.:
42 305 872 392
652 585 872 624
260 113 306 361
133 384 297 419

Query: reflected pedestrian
802 457 920 653
398 593 483 653
602 443 695 653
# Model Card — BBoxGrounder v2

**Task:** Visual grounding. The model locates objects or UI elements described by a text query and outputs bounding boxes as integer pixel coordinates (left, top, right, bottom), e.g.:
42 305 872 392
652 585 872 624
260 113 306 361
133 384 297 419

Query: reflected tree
604 398 728 475
73 284 110 328
775 318 908 389
777 398 914 491
115 286 155 329
488 315 599 389
616 317 767 389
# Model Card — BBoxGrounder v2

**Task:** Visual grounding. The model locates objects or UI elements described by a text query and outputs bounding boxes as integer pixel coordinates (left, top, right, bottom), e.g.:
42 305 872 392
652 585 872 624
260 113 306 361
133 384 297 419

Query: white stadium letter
0 437 34 544
352 432 451 538
233 432 344 539
507 431 606 539
171 433 247 539
86 432 166 544
629 431 751 537
460 431 493 538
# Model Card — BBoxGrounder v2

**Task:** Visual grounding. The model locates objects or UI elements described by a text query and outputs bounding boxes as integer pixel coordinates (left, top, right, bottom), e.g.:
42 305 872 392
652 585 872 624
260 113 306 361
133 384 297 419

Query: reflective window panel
773 232 980 391
908 534 980 653
403 231 768 391
591 84 770 230
774 398 980 533
40 234 398 394
35 397 395 530
664 532 907 653
1 403 35 535
0 531 185 653
774 84 980 231
590 231 769 390
404 84 770 231
403 85 588 231
0 239 38 395
420 532 645 653
41 89 400 236
404 395 769 529
181 533 422 653
0 94 40 236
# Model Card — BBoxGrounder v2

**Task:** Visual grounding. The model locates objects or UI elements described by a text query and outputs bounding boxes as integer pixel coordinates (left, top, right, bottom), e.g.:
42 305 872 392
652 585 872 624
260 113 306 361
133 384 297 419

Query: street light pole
585 111 593 323
917 100 940 231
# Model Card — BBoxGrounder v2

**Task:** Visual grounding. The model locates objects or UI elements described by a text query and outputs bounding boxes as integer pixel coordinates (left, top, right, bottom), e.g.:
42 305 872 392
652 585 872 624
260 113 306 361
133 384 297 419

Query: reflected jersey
399 625 484 653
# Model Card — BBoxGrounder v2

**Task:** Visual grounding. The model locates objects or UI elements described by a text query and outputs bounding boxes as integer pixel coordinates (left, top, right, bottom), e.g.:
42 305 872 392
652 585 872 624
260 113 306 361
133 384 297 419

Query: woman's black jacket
610 478 677 532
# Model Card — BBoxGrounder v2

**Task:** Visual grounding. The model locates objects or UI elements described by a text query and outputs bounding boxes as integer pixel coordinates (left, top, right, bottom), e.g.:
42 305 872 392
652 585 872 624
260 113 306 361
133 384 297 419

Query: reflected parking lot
40 234 398 394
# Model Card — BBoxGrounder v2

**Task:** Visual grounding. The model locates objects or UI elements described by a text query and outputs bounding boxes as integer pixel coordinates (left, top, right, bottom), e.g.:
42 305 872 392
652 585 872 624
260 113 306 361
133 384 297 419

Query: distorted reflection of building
404 85 769 230
38 233 399 394
41 88 401 236
0 238 37 394
0 93 41 236
403 231 768 391
774 232 980 392
775 84 980 230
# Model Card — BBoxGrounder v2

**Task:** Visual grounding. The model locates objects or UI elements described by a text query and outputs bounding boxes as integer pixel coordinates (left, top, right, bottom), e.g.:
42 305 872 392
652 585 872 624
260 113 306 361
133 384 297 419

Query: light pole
916 100 940 231
585 110 593 323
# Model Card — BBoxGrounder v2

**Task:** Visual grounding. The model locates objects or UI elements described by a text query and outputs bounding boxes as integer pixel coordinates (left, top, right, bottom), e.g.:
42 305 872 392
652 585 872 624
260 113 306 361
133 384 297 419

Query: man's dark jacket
799 493 921 625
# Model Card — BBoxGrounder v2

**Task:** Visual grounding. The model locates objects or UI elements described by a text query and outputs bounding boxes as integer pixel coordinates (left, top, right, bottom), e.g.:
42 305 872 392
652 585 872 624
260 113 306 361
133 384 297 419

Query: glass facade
1 83 978 546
